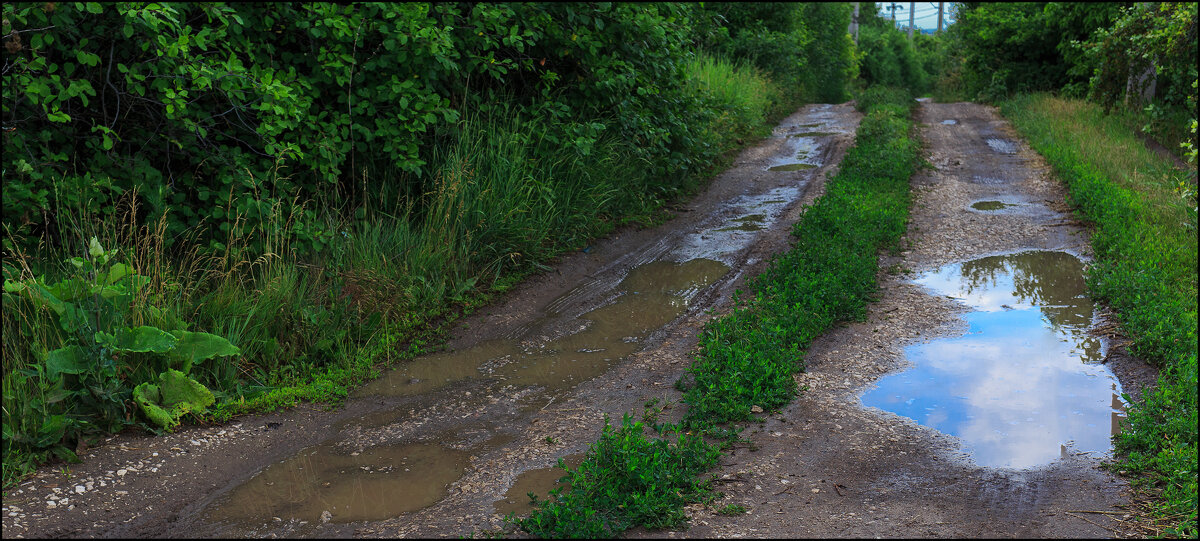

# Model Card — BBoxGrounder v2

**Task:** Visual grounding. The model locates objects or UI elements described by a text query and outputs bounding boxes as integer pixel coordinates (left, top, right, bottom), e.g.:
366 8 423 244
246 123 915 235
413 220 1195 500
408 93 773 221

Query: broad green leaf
45 345 89 379
88 236 104 258
95 326 178 354
171 331 240 373
134 369 215 430
47 110 71 122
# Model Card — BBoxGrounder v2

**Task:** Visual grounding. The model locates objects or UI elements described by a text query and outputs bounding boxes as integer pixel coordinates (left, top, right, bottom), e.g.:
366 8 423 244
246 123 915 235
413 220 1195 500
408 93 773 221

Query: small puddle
970 200 1016 211
768 163 817 171
942 119 958 125
358 259 730 398
787 132 839 138
494 454 585 516
862 251 1123 469
671 186 802 263
715 214 766 232
206 442 469 524
985 138 1018 154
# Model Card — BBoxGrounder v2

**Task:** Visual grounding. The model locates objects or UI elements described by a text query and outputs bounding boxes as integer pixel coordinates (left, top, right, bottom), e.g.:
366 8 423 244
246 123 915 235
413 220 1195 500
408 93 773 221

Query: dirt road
661 101 1156 539
0 101 1155 539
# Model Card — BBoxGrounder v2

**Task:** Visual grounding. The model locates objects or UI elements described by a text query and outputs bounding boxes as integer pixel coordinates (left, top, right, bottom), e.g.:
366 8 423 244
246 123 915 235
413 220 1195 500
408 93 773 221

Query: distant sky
874 2 956 31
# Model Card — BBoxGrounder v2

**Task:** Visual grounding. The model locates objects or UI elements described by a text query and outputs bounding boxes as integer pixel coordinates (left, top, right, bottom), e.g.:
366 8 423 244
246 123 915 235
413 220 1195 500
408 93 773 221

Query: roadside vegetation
512 86 919 538
928 2 1197 534
1002 94 1197 538
0 2 854 489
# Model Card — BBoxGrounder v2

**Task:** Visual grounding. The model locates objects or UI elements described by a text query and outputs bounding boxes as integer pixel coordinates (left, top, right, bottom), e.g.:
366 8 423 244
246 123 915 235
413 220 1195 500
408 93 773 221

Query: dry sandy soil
0 101 1155 539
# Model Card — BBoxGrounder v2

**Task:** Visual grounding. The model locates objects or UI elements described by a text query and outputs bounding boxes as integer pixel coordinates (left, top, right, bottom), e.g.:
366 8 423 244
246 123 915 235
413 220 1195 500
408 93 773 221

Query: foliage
1001 93 1197 538
693 2 855 103
1082 2 1197 159
516 415 720 538
949 2 1126 101
856 23 928 94
1 2 709 257
2 236 239 478
132 368 215 430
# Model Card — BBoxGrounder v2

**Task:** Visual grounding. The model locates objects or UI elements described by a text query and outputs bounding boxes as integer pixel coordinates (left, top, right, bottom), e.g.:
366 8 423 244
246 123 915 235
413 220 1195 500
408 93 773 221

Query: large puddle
862 251 1124 469
206 442 470 524
357 258 730 398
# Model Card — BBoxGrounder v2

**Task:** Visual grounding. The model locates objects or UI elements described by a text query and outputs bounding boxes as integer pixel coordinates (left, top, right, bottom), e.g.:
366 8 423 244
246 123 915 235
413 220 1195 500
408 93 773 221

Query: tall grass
685 54 790 153
1001 93 1197 537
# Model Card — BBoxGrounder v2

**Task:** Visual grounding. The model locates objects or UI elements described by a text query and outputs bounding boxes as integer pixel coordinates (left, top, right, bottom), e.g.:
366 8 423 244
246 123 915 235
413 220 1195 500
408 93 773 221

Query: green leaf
171 331 240 373
88 236 104 258
45 345 89 379
76 50 101 67
133 369 215 430
47 110 71 122
95 326 178 354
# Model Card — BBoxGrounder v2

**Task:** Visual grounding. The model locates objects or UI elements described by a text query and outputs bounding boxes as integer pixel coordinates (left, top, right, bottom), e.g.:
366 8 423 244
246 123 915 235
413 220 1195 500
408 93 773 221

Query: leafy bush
1 2 709 256
2 236 239 477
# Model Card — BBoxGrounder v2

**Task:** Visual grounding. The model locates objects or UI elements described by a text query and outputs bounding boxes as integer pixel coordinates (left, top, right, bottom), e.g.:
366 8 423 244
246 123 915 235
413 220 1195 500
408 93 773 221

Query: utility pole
851 2 860 45
937 2 945 34
908 1 915 41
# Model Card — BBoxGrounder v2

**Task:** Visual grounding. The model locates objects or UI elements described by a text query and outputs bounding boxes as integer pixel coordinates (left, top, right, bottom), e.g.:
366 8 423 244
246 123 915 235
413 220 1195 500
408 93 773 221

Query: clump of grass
1001 93 1197 538
716 503 748 516
685 53 789 151
516 415 720 539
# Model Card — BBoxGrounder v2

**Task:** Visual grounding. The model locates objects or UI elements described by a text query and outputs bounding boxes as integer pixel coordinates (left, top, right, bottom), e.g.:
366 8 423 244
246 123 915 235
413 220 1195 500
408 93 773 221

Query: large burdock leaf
45 345 89 379
133 369 215 431
171 331 241 373
95 326 178 353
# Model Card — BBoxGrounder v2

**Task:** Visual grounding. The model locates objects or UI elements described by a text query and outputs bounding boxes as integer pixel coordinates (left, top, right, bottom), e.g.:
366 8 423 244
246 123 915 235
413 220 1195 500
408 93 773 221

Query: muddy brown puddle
206 442 470 525
971 200 1017 211
356 258 729 398
493 454 585 517
861 251 1125 469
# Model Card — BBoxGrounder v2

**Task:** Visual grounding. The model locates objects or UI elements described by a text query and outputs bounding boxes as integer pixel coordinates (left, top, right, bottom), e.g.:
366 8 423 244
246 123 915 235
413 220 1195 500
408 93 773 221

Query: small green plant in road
716 503 748 516
516 414 720 538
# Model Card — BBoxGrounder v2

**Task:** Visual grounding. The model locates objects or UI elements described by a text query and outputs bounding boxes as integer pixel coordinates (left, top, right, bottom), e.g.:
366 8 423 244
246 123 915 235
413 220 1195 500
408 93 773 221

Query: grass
512 86 920 538
1000 93 1197 538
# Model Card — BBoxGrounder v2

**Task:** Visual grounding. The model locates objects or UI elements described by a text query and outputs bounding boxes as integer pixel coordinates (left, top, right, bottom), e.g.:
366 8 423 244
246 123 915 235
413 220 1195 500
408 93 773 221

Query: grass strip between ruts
512 86 920 538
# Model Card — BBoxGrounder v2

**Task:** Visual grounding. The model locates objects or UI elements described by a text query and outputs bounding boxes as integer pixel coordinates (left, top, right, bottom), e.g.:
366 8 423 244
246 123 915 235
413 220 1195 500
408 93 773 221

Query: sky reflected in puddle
862 251 1123 469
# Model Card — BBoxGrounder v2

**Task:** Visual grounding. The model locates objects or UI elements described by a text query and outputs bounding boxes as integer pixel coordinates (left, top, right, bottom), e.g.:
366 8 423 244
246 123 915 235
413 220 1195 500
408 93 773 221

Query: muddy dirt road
0 101 1154 539
2 103 860 538
663 101 1155 539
